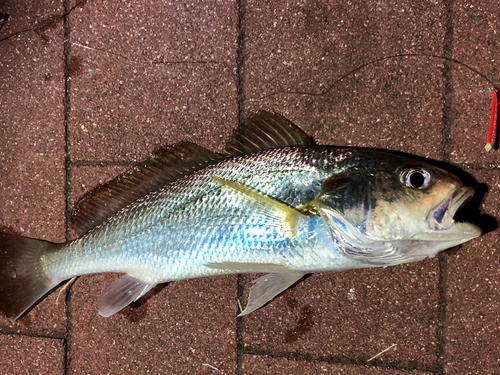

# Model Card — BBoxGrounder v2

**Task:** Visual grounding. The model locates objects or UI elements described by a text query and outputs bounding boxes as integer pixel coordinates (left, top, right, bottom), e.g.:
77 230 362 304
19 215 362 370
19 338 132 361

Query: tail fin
0 233 61 322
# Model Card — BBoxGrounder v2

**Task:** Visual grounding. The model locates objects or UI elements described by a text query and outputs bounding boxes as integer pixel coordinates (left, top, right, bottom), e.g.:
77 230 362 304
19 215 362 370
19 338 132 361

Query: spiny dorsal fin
71 142 223 235
224 111 313 155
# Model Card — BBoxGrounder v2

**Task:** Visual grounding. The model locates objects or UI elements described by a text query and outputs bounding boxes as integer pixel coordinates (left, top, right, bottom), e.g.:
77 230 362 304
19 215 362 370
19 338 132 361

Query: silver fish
0 112 482 321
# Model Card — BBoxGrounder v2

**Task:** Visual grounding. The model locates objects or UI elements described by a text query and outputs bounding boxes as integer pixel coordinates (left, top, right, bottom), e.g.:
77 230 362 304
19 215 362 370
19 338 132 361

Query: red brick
241 355 434 375
0 335 64 375
241 260 440 364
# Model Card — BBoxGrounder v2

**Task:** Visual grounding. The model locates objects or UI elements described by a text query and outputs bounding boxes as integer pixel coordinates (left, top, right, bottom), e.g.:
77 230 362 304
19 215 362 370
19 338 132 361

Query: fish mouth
422 186 482 240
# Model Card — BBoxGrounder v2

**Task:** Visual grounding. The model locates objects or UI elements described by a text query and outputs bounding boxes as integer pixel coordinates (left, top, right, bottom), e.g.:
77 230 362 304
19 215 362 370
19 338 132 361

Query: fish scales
42 147 345 283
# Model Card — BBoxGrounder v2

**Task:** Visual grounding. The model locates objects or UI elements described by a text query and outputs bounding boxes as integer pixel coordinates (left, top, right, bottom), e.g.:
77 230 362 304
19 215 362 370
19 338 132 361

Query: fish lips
419 186 482 241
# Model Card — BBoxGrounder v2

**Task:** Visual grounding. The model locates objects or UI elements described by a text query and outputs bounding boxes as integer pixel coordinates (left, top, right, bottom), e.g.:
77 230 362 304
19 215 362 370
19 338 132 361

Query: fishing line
258 53 499 100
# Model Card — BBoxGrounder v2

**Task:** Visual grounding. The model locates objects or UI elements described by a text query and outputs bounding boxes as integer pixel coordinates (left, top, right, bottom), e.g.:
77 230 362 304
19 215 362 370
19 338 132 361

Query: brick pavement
0 1 498 374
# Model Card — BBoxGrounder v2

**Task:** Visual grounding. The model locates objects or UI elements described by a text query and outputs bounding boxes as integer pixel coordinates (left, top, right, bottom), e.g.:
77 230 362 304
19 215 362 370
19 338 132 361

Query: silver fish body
45 147 364 282
0 112 482 321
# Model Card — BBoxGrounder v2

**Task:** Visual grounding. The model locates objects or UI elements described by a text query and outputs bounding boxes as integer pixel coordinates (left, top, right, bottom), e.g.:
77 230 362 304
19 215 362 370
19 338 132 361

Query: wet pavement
0 0 499 374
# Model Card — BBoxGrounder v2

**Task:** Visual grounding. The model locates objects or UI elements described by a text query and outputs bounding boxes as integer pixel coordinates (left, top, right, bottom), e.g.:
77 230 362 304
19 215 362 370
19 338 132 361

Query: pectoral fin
98 275 156 317
239 272 306 316
210 175 307 236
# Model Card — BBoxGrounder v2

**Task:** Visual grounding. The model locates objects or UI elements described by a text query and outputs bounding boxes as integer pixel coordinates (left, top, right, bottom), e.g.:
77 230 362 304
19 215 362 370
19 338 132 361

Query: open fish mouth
423 186 481 240
428 186 473 230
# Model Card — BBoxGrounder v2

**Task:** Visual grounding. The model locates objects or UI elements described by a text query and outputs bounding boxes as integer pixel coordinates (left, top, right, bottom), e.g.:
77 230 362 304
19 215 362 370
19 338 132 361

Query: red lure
485 91 497 151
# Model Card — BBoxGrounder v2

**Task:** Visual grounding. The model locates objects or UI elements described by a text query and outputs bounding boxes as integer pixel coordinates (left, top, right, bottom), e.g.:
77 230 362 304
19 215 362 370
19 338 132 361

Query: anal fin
239 272 305 316
98 275 156 317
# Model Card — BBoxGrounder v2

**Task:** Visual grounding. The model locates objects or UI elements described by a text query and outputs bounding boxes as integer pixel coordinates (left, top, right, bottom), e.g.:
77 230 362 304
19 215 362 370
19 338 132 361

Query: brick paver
1 0 498 374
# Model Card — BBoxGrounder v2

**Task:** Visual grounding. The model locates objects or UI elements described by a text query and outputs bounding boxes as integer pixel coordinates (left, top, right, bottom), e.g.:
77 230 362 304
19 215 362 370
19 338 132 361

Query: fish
0 111 482 322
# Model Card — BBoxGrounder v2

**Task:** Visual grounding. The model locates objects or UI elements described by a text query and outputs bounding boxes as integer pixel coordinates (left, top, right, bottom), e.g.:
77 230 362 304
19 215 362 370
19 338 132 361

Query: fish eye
400 167 431 189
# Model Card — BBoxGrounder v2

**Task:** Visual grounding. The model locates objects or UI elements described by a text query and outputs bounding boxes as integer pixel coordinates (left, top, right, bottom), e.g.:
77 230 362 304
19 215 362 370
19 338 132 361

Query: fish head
316 153 482 265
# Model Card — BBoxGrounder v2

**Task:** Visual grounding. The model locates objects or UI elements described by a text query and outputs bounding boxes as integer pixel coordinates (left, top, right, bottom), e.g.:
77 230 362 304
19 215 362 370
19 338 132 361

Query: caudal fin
0 233 61 322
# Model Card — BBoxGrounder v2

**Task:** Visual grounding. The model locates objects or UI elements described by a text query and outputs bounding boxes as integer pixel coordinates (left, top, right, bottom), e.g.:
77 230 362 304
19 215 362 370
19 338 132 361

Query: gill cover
315 170 404 264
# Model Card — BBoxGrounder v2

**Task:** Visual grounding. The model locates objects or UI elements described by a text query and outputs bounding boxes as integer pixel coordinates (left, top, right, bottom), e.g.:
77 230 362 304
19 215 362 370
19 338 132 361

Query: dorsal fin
224 111 313 155
71 142 223 235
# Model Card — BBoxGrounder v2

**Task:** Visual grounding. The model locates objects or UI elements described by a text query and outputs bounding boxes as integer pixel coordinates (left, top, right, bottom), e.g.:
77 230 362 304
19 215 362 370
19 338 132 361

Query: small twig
55 277 77 305
367 343 397 362
71 41 96 51
237 298 243 314
202 363 219 371
0 0 84 42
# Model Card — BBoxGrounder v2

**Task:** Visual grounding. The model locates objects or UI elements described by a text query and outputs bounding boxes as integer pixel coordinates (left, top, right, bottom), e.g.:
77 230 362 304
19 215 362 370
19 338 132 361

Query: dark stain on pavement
284 305 314 343
70 55 84 78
